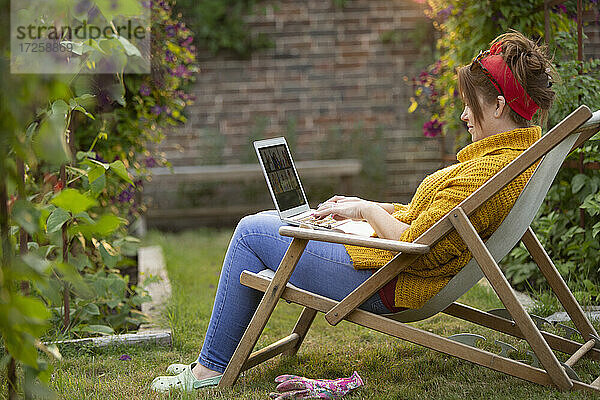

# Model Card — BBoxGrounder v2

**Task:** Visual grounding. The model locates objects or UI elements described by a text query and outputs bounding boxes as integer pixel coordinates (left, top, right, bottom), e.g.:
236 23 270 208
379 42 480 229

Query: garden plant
0 0 196 396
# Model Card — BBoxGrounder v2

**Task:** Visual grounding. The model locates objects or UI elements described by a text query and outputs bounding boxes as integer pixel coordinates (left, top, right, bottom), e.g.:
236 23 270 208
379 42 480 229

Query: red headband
474 41 539 121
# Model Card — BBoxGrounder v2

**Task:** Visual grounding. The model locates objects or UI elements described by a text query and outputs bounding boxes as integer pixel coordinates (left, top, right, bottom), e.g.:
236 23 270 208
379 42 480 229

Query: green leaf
73 105 95 119
571 174 588 194
81 324 114 336
3 331 38 368
21 253 51 275
11 200 41 235
9 258 46 282
83 303 100 316
61 40 83 55
109 160 134 185
76 151 96 160
33 100 71 166
76 94 95 101
82 158 109 170
99 241 119 268
114 35 142 57
69 252 92 272
85 38 106 54
72 214 126 239
25 122 38 142
88 165 106 184
1 296 50 368
70 215 125 239
106 298 122 309
593 222 600 238
105 81 126 106
90 174 107 196
51 189 98 214
33 278 63 307
73 211 95 225
46 207 70 233
53 262 94 299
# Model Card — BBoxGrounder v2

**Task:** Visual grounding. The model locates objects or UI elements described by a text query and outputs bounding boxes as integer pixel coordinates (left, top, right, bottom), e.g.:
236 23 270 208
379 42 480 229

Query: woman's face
460 96 498 142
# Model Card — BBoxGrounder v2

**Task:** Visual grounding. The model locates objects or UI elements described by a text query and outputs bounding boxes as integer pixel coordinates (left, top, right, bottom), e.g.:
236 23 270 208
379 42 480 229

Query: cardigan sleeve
396 164 500 270
392 203 409 213
398 161 503 243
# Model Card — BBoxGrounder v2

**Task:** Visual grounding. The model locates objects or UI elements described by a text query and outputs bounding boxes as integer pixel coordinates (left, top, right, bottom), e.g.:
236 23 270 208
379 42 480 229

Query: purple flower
119 354 131 361
151 105 163 115
165 50 175 62
117 185 136 203
144 156 157 168
165 25 176 37
554 4 567 14
180 36 193 47
171 65 187 77
423 119 444 138
88 4 99 19
139 84 151 96
437 6 453 20
75 0 92 15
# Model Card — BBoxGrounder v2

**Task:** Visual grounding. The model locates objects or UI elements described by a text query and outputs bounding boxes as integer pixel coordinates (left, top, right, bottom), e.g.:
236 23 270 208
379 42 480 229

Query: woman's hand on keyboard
313 196 377 221
319 195 363 206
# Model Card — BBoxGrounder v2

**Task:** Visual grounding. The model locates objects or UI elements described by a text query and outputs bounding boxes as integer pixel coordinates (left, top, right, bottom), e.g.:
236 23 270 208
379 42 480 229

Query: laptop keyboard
294 214 338 229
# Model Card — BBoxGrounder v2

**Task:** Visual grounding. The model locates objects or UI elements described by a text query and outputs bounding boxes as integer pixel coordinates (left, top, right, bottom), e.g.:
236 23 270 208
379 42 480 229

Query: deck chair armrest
278 226 430 254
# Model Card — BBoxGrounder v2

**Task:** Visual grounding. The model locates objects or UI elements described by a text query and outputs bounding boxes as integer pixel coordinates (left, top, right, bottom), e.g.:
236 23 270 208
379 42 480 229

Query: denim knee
235 214 258 235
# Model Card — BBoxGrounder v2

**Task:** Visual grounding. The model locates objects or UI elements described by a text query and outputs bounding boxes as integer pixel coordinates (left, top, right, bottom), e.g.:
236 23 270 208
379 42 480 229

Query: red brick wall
156 0 440 204
149 1 600 228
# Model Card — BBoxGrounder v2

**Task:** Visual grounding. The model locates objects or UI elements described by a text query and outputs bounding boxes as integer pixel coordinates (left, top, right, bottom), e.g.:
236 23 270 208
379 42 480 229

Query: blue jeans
197 211 391 373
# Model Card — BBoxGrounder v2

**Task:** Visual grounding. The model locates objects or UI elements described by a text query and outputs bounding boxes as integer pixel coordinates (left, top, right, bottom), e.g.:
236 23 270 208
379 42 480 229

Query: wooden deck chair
219 105 600 394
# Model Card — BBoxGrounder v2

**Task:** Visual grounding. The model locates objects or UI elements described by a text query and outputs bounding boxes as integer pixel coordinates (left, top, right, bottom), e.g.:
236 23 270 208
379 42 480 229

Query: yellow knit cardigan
345 126 541 309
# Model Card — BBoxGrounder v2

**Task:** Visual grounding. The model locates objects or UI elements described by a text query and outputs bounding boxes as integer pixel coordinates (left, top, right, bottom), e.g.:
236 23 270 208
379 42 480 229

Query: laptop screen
257 144 306 212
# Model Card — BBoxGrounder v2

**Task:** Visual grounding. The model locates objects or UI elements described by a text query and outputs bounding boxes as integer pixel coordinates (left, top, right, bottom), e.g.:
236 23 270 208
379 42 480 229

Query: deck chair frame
218 105 600 394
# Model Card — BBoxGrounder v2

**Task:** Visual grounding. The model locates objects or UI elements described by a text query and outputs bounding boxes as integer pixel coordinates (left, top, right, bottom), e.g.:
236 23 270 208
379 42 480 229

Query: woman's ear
495 96 506 118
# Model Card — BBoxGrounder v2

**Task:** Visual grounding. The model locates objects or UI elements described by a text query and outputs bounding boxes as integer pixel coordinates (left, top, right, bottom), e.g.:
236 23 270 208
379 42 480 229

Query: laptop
254 136 374 235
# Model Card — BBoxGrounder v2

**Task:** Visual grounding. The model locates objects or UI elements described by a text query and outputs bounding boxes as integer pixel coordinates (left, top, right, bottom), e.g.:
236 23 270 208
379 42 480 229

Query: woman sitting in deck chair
152 31 557 392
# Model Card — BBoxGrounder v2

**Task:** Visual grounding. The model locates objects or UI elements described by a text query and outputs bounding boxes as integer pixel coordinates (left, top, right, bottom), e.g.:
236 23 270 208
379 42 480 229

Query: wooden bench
143 159 362 227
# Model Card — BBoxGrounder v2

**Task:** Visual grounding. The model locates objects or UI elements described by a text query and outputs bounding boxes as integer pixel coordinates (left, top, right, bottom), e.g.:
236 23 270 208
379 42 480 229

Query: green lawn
15 229 600 399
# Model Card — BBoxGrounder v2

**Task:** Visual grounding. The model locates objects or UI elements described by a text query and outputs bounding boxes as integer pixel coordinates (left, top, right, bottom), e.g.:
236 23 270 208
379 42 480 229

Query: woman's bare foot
192 362 221 380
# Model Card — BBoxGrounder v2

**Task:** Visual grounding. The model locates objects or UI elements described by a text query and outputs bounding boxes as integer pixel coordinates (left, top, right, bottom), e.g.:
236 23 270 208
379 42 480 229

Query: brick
155 0 441 211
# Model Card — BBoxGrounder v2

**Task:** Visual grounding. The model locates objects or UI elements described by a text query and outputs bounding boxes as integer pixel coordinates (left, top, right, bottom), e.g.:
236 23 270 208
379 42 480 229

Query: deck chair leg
219 238 309 388
522 227 599 341
282 307 318 357
451 207 573 390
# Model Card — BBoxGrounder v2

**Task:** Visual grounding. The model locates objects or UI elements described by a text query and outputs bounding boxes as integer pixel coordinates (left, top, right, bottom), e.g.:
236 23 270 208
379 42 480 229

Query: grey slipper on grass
151 363 222 392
